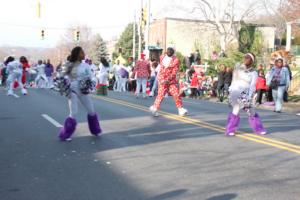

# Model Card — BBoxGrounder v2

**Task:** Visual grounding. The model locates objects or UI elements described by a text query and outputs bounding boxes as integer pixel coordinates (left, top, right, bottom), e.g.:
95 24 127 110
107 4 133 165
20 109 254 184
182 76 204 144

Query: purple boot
225 113 240 136
59 117 77 141
87 113 102 136
248 113 267 135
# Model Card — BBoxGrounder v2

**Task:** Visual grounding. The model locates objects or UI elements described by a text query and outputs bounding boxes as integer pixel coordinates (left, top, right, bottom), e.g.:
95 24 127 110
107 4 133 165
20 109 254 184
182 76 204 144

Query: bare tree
56 25 93 62
171 0 261 51
261 0 287 40
260 0 300 46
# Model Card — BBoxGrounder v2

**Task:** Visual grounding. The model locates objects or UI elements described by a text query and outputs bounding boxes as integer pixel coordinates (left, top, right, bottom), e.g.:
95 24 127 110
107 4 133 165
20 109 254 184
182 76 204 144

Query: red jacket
190 73 198 88
21 62 30 84
158 55 180 85
256 76 267 90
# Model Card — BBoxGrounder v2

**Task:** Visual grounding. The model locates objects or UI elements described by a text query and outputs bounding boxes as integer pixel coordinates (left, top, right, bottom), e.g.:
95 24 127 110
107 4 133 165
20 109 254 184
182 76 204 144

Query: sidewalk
197 96 300 114
259 102 300 113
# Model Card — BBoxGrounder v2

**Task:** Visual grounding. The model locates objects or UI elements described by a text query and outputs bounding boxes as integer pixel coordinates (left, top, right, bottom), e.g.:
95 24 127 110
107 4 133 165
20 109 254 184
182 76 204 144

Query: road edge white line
42 114 63 128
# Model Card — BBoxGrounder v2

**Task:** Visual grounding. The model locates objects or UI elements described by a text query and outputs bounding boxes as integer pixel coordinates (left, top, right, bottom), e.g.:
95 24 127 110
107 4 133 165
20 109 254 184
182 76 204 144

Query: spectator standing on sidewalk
149 60 160 97
267 57 291 113
265 64 274 103
223 66 233 97
217 64 226 102
256 70 267 105
119 64 129 92
45 59 54 88
133 53 150 98
189 68 198 98
283 62 292 102
1 63 8 87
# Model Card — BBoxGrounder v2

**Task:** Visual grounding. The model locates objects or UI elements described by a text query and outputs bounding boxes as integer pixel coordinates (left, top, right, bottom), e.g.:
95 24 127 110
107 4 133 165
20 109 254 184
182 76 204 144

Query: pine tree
114 23 139 61
90 34 108 65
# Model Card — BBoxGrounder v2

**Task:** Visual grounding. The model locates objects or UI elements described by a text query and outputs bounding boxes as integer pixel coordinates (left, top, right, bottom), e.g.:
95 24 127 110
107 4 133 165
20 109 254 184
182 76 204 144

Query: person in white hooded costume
5 56 27 97
34 60 48 88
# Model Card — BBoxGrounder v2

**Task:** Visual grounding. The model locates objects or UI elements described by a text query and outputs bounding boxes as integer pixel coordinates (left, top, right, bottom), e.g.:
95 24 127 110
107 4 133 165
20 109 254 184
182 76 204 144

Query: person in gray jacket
267 57 290 113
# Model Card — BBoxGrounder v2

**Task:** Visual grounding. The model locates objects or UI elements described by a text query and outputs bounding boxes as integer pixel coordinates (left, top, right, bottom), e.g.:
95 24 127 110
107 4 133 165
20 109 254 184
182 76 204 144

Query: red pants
154 84 182 109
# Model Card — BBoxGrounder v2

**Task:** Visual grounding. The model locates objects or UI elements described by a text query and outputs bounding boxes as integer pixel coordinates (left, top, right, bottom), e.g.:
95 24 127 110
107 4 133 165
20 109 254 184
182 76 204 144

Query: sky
0 0 174 48
0 0 278 48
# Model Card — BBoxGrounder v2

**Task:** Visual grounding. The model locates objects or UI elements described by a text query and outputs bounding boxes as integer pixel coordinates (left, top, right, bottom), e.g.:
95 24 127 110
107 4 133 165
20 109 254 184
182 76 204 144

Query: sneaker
178 107 188 116
7 90 13 96
258 131 267 135
149 106 159 117
226 132 235 136
296 113 300 116
22 88 28 95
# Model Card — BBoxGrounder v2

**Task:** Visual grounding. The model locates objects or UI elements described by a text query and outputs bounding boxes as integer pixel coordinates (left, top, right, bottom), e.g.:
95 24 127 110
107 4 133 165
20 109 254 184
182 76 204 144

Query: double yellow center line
94 95 300 155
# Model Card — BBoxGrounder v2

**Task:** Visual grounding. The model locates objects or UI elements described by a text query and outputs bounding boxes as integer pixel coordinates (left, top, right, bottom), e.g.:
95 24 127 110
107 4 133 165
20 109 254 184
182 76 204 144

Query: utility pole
37 1 41 18
144 0 151 59
133 12 136 61
138 0 143 59
286 22 292 52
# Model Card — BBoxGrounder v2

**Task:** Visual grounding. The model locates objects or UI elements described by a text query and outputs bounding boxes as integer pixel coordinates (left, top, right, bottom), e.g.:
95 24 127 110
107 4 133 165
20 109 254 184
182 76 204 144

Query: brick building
149 17 276 59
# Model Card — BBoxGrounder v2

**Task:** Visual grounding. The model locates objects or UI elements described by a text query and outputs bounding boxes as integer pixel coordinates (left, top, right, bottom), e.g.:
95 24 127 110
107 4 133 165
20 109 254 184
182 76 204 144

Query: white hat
275 56 284 62
246 53 255 62
167 44 176 51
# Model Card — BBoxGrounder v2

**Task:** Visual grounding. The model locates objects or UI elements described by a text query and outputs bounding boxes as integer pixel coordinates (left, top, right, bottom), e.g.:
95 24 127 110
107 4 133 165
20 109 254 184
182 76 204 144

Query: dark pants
283 91 288 102
217 84 224 102
128 80 137 92
190 88 198 98
266 89 273 102
256 89 266 104
149 76 156 91
217 84 230 102
1 76 7 87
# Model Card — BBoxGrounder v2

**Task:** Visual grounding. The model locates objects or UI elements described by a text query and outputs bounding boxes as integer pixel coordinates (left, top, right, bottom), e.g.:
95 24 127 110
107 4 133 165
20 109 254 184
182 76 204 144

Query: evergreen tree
90 34 108 65
114 23 139 61
238 23 256 54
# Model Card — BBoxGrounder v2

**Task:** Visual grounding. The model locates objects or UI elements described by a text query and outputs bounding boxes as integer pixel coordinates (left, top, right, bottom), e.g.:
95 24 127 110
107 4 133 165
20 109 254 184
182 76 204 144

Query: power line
0 22 124 30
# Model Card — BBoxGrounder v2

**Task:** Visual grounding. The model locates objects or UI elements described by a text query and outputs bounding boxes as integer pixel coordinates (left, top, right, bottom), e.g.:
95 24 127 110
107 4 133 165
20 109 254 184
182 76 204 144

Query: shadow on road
206 193 237 200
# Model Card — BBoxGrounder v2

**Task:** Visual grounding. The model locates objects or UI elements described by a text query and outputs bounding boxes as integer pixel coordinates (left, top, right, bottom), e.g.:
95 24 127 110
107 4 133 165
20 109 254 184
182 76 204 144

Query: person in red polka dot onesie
149 47 188 117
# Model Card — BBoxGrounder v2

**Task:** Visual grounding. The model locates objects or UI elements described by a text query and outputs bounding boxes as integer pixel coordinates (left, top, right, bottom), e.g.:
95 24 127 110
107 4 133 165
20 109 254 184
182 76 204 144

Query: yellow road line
94 95 300 155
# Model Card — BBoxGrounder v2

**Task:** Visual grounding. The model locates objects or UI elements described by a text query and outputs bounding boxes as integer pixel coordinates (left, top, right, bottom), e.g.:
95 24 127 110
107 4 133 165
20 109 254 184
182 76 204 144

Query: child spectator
189 69 199 98
256 70 267 105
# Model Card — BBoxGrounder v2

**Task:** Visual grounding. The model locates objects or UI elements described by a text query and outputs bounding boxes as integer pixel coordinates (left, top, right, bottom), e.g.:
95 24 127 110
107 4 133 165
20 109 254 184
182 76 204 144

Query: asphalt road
1 88 300 200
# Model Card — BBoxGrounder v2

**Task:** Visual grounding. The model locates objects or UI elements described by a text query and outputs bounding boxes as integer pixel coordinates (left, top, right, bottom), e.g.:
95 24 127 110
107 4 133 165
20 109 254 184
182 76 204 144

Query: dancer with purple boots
58 46 102 141
226 53 267 136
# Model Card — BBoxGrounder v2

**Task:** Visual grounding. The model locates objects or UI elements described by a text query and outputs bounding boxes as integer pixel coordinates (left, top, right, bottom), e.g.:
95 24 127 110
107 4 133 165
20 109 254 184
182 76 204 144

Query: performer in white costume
5 56 27 97
96 57 109 96
35 60 48 88
57 47 101 141
225 53 266 136
113 60 122 92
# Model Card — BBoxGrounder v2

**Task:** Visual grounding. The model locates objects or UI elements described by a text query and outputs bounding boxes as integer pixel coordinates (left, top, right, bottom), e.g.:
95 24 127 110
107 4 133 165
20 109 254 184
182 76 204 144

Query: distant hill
0 46 56 63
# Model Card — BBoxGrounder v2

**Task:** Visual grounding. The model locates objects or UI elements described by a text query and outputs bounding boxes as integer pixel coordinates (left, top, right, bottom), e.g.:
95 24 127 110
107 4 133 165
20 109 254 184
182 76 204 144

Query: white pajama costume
229 64 258 116
6 61 27 95
35 64 48 88
65 62 96 118
58 61 101 141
